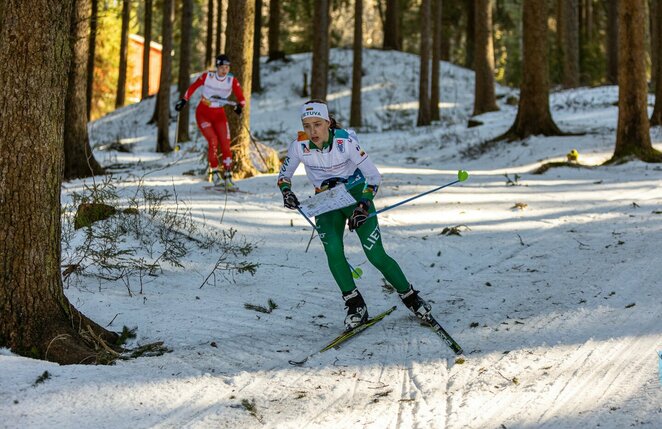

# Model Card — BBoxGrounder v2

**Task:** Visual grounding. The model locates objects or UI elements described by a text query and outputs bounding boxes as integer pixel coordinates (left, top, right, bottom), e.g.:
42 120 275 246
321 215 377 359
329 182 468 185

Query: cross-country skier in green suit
277 100 432 331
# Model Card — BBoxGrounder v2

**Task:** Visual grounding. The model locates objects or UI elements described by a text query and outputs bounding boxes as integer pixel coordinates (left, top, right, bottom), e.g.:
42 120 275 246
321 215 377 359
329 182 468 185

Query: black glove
348 199 371 231
234 104 243 116
175 98 187 112
282 189 299 210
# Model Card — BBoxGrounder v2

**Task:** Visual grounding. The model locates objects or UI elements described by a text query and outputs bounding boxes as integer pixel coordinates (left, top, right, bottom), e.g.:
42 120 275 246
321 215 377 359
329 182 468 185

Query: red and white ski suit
183 71 246 171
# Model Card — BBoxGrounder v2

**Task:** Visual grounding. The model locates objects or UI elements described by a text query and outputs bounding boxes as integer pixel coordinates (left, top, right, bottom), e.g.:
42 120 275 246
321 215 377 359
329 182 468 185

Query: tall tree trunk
417 0 431 126
177 0 193 143
156 0 174 153
64 0 104 180
613 0 662 161
252 0 263 92
216 0 223 57
226 0 257 178
311 0 330 101
501 0 562 140
268 0 281 60
142 0 153 100
383 0 401 50
607 0 618 84
430 0 442 121
650 0 659 90
464 0 475 69
559 0 580 88
116 0 130 108
583 0 593 43
0 0 119 365
350 0 363 127
86 0 98 119
205 0 214 68
473 0 499 115
651 0 662 124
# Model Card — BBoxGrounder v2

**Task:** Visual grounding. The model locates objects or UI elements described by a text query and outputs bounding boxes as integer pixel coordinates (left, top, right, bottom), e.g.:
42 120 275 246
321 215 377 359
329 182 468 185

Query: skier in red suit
175 54 245 187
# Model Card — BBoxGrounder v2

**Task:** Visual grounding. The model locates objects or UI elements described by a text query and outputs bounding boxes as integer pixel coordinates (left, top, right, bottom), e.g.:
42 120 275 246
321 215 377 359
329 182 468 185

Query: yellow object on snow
567 149 579 162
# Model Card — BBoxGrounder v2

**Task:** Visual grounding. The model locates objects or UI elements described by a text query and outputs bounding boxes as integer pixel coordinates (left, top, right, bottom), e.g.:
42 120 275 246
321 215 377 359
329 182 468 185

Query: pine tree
464 0 475 69
606 0 618 84
64 0 104 179
177 0 194 143
253 0 263 92
268 0 281 60
430 0 442 121
115 0 131 108
559 0 580 88
417 0 432 126
216 0 223 56
473 0 499 116
350 0 363 127
650 0 659 90
611 0 662 161
0 0 119 365
156 0 174 153
205 0 214 68
225 0 258 177
86 0 98 119
651 0 662 125
499 0 562 140
141 0 153 100
311 0 330 101
383 0 401 50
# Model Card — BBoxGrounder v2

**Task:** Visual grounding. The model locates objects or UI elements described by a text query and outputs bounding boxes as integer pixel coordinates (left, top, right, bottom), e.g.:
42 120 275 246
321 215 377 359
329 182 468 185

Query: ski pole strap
368 179 461 218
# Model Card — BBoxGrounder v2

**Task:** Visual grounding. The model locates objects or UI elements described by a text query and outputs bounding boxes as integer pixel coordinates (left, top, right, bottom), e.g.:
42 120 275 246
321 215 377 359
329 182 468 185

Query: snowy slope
2 49 662 429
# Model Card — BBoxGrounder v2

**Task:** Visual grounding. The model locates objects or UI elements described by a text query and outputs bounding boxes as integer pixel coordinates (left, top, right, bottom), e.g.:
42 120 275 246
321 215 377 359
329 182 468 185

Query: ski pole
209 96 236 107
296 207 363 279
368 170 469 218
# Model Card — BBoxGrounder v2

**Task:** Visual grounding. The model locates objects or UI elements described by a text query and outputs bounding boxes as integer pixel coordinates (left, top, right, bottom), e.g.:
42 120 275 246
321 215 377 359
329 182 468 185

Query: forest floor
1 49 661 428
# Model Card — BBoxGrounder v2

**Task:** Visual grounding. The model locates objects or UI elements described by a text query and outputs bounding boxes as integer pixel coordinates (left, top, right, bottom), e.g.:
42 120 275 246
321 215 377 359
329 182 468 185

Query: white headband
300 102 330 122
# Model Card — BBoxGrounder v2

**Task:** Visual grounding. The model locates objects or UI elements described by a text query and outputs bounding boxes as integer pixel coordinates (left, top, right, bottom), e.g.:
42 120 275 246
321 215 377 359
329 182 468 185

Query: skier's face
217 65 230 77
302 117 330 146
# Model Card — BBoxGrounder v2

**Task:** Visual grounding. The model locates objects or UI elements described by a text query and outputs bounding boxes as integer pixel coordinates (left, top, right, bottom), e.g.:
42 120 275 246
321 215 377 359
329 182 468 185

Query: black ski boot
342 289 368 331
399 285 432 321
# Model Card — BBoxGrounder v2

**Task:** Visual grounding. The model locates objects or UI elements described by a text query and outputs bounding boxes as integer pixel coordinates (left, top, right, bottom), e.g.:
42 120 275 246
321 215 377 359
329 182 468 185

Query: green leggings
315 200 410 294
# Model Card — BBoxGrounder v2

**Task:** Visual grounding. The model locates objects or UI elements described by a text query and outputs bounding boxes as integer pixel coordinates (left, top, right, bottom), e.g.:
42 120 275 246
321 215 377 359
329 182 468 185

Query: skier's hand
282 189 299 210
348 199 370 231
175 98 187 112
234 104 243 116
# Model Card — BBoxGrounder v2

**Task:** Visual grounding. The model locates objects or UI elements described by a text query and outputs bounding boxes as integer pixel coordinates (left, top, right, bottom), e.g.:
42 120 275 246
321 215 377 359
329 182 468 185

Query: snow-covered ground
2 49 661 428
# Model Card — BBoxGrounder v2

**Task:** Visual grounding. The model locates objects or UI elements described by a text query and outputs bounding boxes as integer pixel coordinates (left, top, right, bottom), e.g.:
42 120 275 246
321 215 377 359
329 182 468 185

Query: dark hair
303 99 341 129
329 115 340 129
215 54 230 66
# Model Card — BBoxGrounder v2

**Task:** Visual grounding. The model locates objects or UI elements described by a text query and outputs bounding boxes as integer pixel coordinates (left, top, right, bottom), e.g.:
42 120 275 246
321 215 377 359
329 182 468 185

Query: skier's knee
323 240 344 260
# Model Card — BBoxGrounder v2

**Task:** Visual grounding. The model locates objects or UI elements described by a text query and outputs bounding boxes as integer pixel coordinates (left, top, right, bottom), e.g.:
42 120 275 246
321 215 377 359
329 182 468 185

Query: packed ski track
2 49 662 428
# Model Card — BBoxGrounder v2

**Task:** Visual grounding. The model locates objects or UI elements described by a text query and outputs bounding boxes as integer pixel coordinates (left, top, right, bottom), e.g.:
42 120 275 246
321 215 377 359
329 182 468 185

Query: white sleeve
277 139 301 190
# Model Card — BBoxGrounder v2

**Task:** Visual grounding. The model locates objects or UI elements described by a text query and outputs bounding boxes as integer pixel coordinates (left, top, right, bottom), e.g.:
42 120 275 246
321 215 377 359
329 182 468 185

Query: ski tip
454 354 466 364
457 170 469 182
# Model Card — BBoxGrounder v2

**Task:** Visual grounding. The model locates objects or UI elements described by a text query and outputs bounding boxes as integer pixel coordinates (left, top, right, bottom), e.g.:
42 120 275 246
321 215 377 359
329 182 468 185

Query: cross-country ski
2 3 661 428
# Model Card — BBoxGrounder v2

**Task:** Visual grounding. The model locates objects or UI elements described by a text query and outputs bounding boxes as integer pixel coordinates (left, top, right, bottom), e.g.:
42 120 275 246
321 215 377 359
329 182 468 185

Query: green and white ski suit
277 128 411 294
